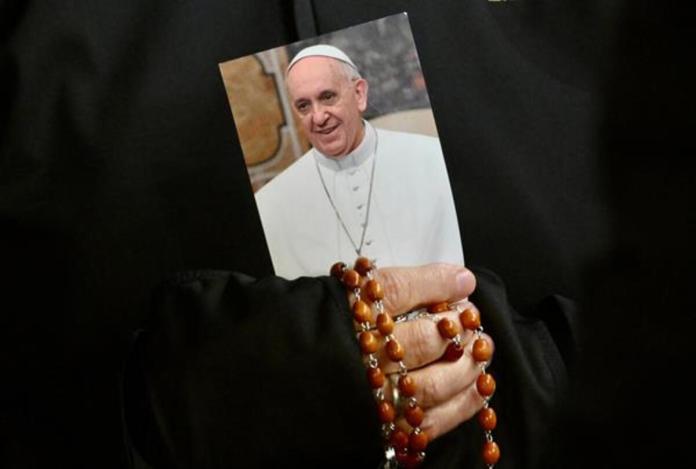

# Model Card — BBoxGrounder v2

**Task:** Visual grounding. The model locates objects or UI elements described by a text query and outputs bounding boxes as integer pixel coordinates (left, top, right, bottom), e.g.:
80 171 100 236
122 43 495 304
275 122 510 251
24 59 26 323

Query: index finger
375 263 476 317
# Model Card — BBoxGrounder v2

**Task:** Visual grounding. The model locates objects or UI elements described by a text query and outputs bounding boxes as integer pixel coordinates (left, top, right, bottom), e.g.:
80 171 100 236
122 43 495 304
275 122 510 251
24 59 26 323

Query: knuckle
379 269 412 315
459 385 484 419
420 371 439 407
427 263 453 295
411 320 433 357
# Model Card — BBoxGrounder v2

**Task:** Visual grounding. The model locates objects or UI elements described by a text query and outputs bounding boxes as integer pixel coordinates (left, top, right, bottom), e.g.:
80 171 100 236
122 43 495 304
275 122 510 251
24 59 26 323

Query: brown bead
342 269 361 289
366 367 385 389
359 331 379 354
395 451 424 468
437 318 459 339
482 441 500 465
398 375 417 397
459 308 481 330
404 405 424 427
478 407 497 431
476 373 496 397
386 339 405 361
409 431 429 452
427 301 450 313
472 338 493 362
352 300 372 324
376 313 394 336
390 429 409 451
441 342 464 362
354 257 373 276
377 400 395 423
364 279 384 301
330 261 346 279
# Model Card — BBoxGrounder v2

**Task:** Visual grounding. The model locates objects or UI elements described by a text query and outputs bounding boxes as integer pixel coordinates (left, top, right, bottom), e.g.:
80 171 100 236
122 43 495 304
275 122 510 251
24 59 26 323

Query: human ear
355 79 368 113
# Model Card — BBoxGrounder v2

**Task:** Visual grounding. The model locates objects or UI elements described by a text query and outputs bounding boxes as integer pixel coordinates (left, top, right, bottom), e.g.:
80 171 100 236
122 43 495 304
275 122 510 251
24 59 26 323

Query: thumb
375 263 476 316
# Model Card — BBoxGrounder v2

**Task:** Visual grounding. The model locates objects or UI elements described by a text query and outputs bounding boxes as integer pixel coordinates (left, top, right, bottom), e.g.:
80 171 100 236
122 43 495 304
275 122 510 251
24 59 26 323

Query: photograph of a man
254 43 464 278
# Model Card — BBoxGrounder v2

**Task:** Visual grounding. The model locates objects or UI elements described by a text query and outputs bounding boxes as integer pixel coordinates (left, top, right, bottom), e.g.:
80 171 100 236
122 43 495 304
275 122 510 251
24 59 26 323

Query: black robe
123 267 575 468
5 1 689 468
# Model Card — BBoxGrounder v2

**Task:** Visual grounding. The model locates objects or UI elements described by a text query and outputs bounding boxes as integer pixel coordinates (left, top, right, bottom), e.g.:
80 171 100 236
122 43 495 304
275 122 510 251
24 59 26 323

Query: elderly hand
349 263 494 442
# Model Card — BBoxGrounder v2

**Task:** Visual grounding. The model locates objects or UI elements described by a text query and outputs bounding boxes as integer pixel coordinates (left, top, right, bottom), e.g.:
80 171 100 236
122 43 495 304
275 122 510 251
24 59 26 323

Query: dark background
2 0 693 467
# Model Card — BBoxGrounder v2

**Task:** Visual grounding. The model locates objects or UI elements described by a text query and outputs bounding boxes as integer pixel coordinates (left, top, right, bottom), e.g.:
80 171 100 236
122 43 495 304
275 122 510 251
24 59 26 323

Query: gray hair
337 60 362 82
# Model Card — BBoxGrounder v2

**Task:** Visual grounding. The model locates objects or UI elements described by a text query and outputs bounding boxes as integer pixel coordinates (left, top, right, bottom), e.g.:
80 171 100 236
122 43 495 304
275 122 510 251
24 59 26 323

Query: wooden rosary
331 258 500 468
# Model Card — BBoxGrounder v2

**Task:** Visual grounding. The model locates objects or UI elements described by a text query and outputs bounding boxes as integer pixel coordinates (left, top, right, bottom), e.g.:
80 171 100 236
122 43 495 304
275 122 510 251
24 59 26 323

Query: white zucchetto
287 44 358 73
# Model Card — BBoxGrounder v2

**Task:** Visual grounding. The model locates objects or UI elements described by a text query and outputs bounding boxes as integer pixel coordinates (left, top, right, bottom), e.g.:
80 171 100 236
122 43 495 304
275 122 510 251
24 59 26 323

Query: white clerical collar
313 121 376 172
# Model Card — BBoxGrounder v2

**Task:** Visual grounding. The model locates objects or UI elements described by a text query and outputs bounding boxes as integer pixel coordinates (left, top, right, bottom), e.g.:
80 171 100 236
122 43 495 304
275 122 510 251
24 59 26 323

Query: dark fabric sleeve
125 271 383 468
125 267 576 469
423 267 576 469
473 268 576 469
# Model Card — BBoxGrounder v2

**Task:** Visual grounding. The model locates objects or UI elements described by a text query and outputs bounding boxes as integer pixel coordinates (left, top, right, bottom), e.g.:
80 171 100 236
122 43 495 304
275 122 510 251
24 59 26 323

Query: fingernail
455 269 474 296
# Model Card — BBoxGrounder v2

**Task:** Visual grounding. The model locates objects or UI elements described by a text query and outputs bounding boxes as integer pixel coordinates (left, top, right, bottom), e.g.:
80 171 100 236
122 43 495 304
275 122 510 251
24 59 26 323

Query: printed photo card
219 12 463 278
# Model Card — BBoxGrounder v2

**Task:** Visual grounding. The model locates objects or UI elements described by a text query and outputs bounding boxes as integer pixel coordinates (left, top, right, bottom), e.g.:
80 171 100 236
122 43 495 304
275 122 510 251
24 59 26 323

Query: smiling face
286 56 368 157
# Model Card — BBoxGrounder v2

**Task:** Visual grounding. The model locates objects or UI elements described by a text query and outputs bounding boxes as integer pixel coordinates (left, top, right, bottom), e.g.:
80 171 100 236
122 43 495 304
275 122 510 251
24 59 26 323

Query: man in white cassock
255 44 464 279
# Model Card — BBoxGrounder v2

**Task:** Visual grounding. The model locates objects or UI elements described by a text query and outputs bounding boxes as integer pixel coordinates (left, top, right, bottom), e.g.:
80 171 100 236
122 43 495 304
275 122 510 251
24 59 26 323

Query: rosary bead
398 375 417 397
376 312 394 335
427 301 450 313
334 259 499 469
472 338 493 362
386 339 405 361
441 342 464 362
352 300 372 324
482 441 501 465
354 256 373 276
396 451 424 468
359 331 380 354
409 431 429 452
365 279 384 301
330 261 346 279
459 308 481 330
437 318 459 339
476 373 496 397
377 400 396 423
478 407 497 431
404 405 425 427
366 367 385 389
342 269 361 289
390 429 409 452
